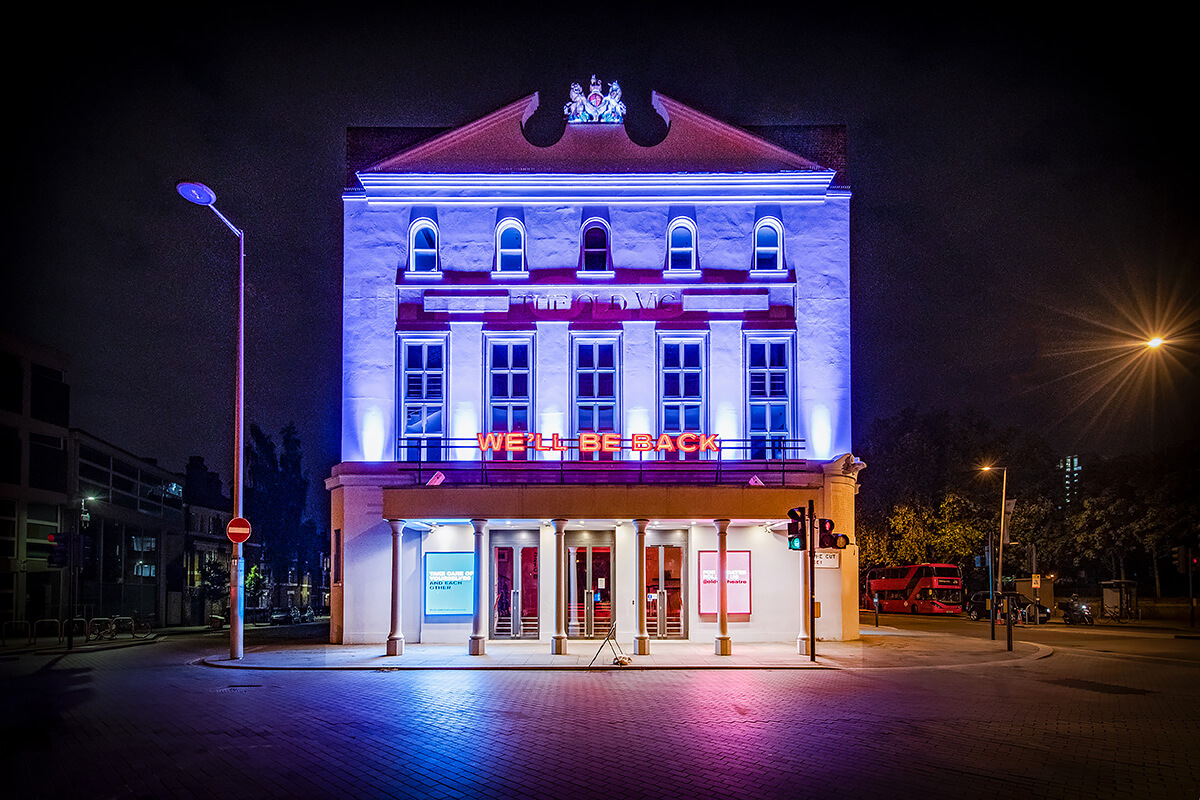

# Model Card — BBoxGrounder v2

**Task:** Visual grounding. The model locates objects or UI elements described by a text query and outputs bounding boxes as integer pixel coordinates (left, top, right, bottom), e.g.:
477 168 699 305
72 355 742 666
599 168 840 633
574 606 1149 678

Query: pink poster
698 550 751 615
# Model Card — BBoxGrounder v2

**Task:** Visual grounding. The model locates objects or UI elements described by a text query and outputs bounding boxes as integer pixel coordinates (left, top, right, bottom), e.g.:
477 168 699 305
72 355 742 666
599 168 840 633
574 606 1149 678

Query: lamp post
981 466 1007 641
66 496 92 651
1144 336 1165 452
177 181 246 661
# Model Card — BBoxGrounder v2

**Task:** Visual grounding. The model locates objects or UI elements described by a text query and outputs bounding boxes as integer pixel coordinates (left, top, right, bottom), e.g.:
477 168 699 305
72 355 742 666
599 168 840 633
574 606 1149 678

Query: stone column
551 518 568 654
469 518 488 656
714 518 732 655
385 519 405 656
820 454 867 643
634 518 650 655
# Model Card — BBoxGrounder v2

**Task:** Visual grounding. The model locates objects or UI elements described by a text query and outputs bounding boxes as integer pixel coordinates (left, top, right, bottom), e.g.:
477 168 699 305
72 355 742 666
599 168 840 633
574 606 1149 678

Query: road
868 610 1200 663
1 617 1197 800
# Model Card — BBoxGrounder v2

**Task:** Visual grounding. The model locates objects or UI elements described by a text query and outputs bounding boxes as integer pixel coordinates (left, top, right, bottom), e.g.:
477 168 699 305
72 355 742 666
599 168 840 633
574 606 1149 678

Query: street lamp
66 495 94 651
177 181 246 661
981 466 1008 641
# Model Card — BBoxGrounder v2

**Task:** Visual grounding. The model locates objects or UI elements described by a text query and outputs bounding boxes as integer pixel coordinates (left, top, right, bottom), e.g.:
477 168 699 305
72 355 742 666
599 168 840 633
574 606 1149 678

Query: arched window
753 218 783 271
495 220 526 273
581 220 610 272
666 218 697 271
409 219 439 273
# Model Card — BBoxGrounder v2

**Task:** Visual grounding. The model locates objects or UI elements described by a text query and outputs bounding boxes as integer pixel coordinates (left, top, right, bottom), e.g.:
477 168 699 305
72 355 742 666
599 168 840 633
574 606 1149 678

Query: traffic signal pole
808 499 816 662
67 523 76 651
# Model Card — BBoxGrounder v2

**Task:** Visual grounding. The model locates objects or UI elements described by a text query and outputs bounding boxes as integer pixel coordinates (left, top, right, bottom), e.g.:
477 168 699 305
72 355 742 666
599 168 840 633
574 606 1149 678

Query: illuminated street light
981 466 1008 642
177 181 246 661
1147 337 1164 348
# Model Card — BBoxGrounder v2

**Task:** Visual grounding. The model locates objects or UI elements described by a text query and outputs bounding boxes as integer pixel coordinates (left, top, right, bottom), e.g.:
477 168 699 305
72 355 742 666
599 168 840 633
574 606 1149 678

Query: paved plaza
2 618 1197 799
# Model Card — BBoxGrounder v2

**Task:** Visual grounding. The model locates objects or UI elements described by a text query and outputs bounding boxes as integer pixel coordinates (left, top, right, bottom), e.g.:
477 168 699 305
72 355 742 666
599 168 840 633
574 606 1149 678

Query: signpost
808 499 816 662
226 517 251 659
1031 573 1041 626
226 517 252 544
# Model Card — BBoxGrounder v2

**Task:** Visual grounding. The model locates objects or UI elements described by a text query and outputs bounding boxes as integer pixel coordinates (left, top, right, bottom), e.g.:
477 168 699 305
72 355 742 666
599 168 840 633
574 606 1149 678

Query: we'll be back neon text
475 432 721 454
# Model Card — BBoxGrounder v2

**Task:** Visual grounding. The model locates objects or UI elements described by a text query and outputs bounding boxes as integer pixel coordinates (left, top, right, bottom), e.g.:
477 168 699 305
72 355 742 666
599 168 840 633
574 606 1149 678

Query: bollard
1005 596 1013 652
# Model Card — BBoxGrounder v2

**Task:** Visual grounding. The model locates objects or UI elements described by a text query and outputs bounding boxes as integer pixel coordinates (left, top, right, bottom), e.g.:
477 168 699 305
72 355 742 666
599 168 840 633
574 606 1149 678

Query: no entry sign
226 517 252 544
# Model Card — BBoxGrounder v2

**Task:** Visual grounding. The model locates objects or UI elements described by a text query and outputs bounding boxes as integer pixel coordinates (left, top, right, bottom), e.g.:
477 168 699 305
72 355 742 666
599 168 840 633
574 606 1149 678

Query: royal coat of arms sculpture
564 75 626 123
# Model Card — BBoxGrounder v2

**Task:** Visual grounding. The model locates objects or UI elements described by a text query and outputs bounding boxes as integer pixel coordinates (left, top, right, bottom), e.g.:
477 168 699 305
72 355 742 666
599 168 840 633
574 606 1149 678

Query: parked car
965 591 1051 624
269 606 301 625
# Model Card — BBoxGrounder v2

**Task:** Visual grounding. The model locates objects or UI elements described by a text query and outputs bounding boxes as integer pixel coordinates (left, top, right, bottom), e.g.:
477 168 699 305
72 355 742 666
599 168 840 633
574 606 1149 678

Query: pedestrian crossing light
818 518 850 549
787 507 806 550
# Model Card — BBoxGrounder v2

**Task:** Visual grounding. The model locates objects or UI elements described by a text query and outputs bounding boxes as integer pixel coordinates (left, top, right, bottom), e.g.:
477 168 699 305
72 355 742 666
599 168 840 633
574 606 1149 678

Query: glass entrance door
566 531 614 638
645 545 685 638
491 537 538 639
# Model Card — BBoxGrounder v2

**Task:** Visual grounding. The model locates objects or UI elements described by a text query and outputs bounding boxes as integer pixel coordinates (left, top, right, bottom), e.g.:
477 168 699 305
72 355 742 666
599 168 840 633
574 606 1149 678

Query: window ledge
576 270 616 280
403 271 444 282
663 269 702 280
748 269 790 280
491 271 530 281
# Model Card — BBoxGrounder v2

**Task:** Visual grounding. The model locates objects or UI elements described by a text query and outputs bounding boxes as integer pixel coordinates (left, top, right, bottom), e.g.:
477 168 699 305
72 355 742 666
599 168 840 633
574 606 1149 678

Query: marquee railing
390 437 809 486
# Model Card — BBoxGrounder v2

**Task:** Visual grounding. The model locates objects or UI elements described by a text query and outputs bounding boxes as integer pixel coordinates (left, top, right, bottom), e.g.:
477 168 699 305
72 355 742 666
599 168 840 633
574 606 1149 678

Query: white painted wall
343 192 853 463
338 149 855 647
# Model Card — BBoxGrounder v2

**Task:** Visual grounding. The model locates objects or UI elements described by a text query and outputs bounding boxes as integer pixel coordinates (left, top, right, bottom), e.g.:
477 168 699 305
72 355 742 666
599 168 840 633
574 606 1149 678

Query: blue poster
424 552 475 615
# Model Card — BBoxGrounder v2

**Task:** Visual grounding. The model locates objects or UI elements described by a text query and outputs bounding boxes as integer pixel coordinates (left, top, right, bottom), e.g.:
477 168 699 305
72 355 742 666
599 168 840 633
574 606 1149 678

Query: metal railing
392 436 809 486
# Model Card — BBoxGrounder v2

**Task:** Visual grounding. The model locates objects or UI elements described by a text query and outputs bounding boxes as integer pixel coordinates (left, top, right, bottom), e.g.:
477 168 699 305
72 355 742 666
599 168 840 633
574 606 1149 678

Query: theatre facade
328 79 864 656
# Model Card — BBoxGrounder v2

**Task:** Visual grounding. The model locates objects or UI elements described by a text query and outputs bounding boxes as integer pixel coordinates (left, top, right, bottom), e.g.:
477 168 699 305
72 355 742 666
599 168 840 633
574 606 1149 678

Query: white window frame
658 335 707 461
745 335 793 459
408 218 440 274
751 217 784 273
494 218 527 276
398 335 448 462
485 335 534 461
578 218 613 276
665 217 699 275
571 336 621 461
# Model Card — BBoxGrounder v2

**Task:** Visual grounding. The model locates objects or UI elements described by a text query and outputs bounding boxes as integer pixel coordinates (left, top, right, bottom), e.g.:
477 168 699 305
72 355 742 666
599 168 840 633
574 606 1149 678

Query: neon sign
476 433 720 454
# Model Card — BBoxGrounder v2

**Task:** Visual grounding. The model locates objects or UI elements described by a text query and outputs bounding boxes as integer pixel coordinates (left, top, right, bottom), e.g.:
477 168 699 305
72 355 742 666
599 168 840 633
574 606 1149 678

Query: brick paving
1 623 1197 800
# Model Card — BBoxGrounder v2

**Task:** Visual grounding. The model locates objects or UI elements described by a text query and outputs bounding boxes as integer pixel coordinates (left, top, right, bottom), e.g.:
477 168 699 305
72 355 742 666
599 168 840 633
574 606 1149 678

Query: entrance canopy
380 482 809 525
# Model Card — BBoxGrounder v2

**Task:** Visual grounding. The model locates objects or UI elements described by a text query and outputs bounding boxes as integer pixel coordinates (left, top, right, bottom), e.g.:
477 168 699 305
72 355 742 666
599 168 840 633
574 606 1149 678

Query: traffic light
787 507 806 550
48 531 69 567
818 518 849 549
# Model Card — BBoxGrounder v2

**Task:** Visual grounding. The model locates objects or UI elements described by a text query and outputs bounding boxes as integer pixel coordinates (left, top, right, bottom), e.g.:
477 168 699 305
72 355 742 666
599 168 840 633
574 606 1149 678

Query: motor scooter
1058 599 1094 625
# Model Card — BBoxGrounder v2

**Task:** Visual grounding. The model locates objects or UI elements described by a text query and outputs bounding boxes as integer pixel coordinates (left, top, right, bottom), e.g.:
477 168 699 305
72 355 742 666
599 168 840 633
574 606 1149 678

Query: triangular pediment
363 92 829 175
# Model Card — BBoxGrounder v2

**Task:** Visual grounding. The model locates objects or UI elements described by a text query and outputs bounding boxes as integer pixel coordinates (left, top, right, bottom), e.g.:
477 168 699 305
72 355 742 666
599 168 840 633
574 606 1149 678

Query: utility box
1101 580 1138 618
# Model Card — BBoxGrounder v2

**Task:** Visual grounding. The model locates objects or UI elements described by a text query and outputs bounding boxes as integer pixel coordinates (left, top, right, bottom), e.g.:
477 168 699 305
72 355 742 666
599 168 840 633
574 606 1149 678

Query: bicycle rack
2 620 31 646
66 617 88 640
32 619 63 644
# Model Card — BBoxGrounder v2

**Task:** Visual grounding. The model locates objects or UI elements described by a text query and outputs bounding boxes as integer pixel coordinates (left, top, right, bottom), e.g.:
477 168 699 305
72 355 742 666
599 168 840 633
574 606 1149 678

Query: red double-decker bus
861 563 963 614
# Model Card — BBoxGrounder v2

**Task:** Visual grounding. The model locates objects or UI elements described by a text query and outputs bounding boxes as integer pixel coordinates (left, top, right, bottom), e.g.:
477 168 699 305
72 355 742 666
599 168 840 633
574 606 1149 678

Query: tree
858 408 1200 597
245 422 323 606
857 407 1056 575
200 555 229 616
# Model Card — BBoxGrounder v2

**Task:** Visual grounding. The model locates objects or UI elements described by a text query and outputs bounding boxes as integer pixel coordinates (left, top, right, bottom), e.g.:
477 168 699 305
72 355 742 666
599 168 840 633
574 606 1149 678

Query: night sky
7 11 1197 506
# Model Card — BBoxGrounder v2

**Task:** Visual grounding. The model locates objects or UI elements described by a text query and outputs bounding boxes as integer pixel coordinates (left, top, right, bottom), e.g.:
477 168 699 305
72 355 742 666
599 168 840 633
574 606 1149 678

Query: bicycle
132 615 154 638
1101 606 1130 623
87 617 116 641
